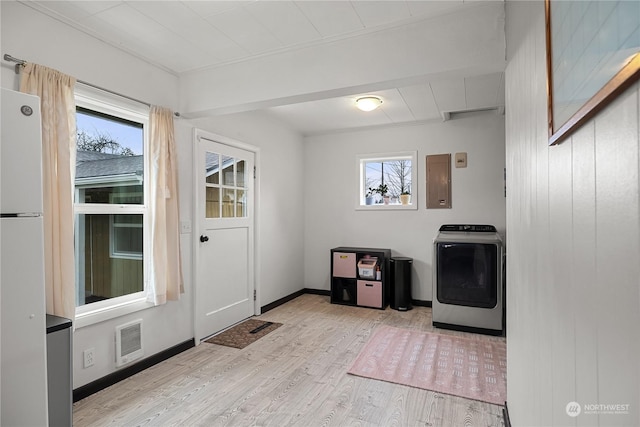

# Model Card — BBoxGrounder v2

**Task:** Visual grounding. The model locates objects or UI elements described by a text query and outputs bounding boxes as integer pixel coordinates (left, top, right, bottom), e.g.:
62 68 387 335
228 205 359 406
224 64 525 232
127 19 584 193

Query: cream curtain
148 106 183 304
19 63 77 321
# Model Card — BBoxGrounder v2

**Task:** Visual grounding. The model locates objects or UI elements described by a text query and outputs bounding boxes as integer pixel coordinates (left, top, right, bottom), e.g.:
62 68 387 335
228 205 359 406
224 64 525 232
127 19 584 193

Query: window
205 152 248 218
74 88 149 315
357 151 417 209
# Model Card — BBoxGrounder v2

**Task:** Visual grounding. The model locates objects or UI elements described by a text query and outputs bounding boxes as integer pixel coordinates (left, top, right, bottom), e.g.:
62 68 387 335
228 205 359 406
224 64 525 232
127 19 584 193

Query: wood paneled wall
505 2 639 426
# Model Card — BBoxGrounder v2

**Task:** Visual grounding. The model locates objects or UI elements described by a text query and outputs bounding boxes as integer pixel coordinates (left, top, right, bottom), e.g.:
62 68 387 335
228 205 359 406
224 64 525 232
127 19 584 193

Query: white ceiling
23 0 506 136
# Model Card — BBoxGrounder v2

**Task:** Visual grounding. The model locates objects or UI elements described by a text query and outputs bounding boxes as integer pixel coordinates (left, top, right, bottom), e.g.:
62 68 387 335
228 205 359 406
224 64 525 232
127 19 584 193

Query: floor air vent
115 319 143 367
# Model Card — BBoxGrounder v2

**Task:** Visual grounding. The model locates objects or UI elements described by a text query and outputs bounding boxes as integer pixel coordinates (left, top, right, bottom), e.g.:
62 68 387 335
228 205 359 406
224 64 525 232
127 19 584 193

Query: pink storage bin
357 280 382 308
333 252 356 278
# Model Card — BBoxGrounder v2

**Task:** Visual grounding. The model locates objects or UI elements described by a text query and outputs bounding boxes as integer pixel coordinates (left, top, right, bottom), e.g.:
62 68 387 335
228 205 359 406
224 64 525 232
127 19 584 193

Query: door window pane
205 152 220 184
237 189 246 217
222 155 234 186
222 188 235 218
206 187 220 218
236 160 246 188
204 150 249 219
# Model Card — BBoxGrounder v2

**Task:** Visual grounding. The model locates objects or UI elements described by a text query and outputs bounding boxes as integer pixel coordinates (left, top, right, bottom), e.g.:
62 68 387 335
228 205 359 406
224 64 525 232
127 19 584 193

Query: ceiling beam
178 2 506 118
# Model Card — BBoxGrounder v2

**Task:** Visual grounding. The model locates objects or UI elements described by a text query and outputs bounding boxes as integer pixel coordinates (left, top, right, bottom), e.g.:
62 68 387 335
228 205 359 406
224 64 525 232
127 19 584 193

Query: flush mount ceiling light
356 96 383 112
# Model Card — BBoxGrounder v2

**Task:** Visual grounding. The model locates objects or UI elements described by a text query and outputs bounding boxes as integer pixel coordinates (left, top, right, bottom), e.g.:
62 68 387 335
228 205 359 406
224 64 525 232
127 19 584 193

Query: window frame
109 214 144 260
355 151 418 211
108 191 144 260
74 85 152 328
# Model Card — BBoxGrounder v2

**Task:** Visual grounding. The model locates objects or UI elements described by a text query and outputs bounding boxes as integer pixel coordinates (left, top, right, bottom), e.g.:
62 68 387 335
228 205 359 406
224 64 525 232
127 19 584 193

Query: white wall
303 114 506 301
72 120 196 388
1 2 191 389
0 2 177 108
1 1 306 389
505 2 639 426
1 2 307 388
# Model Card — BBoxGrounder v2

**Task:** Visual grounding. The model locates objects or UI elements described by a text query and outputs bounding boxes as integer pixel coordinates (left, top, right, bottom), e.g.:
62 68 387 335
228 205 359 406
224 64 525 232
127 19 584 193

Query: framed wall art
546 0 640 145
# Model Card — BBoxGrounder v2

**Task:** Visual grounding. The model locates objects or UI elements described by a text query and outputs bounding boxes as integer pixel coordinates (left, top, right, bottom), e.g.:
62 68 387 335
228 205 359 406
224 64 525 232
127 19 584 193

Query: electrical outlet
83 348 95 368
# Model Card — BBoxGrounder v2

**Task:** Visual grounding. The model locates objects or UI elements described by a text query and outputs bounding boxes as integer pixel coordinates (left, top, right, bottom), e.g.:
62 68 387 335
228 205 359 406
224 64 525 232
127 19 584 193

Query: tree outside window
359 152 416 208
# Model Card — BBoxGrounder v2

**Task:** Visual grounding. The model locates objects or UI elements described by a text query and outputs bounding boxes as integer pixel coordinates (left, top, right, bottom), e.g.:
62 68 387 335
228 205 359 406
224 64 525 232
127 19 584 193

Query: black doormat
204 319 282 349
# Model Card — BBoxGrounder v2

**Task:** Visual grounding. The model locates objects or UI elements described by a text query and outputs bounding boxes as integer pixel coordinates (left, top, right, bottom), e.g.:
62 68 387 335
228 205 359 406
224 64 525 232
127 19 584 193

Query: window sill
356 204 417 211
75 297 154 329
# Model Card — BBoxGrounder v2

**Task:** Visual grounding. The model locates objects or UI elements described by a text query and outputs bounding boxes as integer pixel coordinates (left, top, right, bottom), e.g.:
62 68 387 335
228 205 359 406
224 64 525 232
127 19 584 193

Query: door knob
200 235 209 242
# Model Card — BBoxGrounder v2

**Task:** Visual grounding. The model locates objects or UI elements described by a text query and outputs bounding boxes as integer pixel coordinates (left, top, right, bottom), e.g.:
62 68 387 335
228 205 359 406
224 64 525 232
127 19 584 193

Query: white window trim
74 294 152 329
74 85 153 328
355 151 418 211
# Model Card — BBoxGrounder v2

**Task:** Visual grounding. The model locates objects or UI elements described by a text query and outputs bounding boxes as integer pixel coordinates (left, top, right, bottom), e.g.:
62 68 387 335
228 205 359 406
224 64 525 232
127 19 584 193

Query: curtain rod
3 53 180 117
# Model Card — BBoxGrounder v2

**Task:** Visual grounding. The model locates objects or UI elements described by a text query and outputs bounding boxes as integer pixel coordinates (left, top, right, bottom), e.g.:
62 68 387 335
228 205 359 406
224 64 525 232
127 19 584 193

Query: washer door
436 242 498 308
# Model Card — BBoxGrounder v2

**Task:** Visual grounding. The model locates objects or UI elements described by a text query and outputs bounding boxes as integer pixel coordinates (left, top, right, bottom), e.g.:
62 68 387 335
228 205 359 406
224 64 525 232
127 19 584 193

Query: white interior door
195 134 256 342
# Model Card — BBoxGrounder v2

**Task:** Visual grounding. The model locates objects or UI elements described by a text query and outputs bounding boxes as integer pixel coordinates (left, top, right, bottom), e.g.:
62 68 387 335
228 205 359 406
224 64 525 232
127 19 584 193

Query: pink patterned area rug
348 325 506 405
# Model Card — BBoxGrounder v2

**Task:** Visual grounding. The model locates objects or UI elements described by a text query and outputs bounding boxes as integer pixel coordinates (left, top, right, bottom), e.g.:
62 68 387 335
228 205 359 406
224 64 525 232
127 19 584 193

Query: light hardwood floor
73 294 506 426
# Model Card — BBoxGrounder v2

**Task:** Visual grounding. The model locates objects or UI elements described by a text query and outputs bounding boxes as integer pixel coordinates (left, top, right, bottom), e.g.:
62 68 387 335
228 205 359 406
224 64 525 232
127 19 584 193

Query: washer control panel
439 224 497 232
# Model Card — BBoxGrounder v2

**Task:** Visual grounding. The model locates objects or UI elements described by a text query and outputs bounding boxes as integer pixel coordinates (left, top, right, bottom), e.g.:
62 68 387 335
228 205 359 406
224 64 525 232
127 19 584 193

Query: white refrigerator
1 88 49 426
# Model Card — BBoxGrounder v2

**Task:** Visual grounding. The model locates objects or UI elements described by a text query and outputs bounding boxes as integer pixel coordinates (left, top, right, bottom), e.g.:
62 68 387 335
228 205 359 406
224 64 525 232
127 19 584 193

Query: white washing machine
432 224 504 335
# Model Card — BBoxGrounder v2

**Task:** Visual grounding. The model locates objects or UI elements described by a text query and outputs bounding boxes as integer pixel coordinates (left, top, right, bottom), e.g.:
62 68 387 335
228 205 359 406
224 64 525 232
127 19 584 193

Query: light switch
455 152 467 168
180 221 192 234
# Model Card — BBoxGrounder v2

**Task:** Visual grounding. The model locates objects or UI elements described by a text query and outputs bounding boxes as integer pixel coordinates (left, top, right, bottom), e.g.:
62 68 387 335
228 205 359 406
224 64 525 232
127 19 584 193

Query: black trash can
390 257 413 311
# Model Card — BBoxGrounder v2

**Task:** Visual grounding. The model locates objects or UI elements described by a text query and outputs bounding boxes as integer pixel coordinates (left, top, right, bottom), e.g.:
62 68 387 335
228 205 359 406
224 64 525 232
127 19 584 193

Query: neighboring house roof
76 150 143 180
206 153 236 178
76 151 122 163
